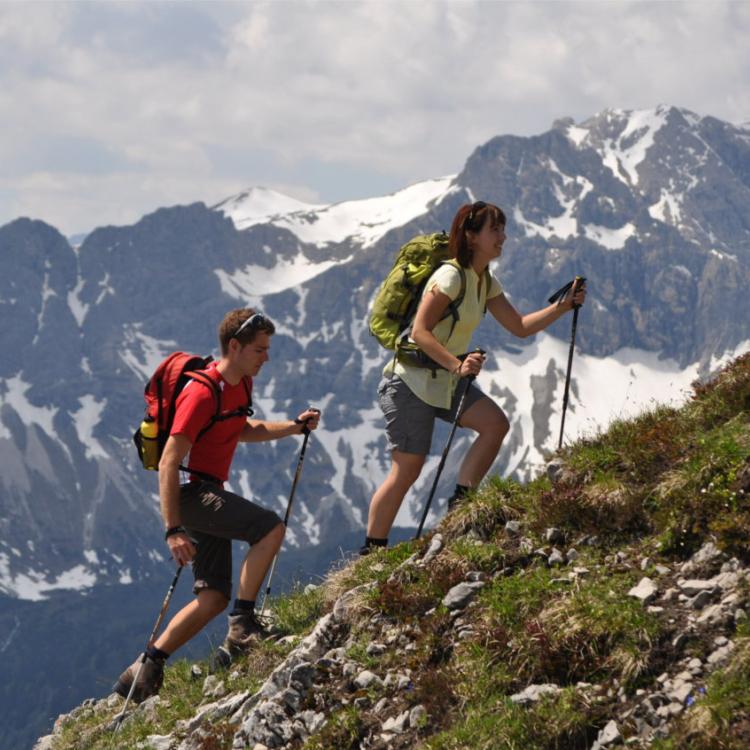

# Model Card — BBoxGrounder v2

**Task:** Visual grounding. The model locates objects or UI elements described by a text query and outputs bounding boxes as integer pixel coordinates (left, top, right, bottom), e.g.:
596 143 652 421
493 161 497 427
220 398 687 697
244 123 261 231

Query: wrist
165 525 186 540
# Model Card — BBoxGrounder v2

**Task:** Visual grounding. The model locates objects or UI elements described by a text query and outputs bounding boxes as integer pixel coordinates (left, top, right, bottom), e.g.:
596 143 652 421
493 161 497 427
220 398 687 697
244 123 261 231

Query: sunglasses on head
233 312 272 340
465 201 487 227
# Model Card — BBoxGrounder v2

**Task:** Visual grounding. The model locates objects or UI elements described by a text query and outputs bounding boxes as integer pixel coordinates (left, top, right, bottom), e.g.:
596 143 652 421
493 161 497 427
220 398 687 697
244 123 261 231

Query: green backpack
369 232 482 353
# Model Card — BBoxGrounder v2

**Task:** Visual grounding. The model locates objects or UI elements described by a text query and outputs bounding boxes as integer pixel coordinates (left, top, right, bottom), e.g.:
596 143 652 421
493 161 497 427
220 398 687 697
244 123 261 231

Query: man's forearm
159 465 183 529
240 419 300 443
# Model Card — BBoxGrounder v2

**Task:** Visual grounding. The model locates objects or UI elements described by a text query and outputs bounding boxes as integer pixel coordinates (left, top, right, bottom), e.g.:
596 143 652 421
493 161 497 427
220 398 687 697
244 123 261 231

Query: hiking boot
113 653 165 703
209 611 270 671
447 484 470 512
225 611 270 650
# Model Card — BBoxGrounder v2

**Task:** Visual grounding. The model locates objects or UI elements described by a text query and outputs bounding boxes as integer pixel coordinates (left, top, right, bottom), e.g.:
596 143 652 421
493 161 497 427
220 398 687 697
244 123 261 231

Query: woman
362 201 586 553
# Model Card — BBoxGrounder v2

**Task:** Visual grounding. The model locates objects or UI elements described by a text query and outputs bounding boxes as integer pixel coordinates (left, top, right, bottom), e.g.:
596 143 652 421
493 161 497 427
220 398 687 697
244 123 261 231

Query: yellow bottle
139 416 160 470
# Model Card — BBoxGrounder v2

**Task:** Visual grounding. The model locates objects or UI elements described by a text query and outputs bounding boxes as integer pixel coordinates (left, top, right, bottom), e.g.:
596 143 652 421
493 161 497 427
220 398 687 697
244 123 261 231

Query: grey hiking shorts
377 375 486 455
179 481 283 600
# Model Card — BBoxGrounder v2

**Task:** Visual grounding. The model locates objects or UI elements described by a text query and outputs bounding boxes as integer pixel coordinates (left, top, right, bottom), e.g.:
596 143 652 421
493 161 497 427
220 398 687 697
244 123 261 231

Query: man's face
235 331 271 376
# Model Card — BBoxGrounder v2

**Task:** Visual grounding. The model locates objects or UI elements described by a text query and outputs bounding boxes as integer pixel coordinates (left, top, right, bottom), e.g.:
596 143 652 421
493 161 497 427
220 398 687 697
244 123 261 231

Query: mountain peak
212 186 323 231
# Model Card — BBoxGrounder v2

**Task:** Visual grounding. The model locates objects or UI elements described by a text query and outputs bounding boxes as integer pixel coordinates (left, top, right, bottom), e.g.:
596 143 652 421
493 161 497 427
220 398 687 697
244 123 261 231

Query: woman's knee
390 453 426 488
492 410 510 440
462 400 509 440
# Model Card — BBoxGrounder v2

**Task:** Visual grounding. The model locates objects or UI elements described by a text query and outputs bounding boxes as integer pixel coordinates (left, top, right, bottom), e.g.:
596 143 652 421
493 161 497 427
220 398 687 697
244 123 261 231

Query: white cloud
0 1 748 235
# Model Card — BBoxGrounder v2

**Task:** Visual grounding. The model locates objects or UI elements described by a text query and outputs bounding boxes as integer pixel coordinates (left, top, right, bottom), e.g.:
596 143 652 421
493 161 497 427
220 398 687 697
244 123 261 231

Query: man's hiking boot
209 611 271 672
113 653 165 703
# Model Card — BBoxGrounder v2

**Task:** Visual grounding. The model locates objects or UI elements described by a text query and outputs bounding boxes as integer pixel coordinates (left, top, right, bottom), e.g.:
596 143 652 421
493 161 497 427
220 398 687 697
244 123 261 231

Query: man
114 308 320 702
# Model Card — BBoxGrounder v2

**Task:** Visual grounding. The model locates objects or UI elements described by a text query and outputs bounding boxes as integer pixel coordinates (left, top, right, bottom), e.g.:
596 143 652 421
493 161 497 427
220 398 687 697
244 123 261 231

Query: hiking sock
447 484 471 510
146 645 170 662
229 599 256 617
359 536 388 556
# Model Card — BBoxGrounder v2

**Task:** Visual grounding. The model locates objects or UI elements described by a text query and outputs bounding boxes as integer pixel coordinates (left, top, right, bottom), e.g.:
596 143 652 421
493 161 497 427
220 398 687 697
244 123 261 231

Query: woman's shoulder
428 261 464 296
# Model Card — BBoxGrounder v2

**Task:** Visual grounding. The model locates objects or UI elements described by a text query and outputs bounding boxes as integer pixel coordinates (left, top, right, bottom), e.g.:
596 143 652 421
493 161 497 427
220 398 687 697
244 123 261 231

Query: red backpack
133 352 253 472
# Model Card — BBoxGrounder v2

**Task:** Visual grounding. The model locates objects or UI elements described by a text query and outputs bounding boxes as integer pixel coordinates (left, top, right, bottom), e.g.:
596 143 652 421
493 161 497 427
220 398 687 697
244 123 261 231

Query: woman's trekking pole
549 277 586 450
259 408 319 613
112 565 183 733
414 350 484 540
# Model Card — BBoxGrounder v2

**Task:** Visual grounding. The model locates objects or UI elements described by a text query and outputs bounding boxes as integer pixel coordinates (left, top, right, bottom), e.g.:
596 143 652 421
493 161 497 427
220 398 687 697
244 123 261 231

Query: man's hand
167 532 196 567
295 407 321 434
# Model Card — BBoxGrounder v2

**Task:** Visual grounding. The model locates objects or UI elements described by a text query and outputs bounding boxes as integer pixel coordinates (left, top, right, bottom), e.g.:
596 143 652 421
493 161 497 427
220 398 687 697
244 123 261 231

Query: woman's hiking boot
209 611 271 671
113 653 165 703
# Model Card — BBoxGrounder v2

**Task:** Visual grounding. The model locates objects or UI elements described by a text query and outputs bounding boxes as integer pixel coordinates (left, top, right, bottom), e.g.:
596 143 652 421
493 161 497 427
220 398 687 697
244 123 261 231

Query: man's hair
218 308 276 356
449 202 506 267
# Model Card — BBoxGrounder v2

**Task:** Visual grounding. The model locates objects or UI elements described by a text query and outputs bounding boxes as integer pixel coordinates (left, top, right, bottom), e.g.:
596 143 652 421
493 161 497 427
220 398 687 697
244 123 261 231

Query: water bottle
139 416 160 470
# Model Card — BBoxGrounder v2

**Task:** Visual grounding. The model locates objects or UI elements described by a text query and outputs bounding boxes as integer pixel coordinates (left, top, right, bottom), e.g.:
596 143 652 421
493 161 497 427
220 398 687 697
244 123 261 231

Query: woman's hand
456 350 485 378
565 279 587 310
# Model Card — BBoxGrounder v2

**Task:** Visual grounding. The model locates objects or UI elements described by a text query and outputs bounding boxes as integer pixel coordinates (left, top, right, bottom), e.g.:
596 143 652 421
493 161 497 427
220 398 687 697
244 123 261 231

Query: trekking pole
112 565 183 733
549 276 586 450
414 349 485 540
259 408 320 613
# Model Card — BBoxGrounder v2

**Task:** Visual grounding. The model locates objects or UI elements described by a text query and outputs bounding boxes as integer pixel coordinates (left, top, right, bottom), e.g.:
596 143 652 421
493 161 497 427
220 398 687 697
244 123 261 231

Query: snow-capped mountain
2 104 750 600
1 104 749 748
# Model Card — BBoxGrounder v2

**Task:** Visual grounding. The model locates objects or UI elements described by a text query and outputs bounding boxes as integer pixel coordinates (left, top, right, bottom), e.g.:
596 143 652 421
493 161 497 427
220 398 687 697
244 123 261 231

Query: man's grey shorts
179 481 283 600
377 375 487 455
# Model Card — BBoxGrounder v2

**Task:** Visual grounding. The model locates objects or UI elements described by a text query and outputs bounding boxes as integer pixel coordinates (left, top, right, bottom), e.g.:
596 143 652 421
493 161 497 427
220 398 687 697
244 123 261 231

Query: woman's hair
449 201 506 267
218 308 276 355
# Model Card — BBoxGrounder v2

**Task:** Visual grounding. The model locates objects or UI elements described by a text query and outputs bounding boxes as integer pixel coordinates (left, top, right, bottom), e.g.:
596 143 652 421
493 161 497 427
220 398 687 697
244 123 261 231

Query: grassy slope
51 353 750 750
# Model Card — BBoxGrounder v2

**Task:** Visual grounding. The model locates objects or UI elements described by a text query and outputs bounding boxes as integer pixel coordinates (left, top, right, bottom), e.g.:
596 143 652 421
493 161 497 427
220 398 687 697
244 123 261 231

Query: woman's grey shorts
377 375 486 455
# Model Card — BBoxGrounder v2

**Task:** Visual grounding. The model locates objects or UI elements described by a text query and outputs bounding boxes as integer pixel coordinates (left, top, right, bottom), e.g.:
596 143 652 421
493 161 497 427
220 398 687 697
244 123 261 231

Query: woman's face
470 220 506 264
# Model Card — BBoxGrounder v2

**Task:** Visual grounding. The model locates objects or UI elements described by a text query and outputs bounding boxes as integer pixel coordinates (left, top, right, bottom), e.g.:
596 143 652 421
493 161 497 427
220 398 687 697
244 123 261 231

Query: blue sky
1 0 748 236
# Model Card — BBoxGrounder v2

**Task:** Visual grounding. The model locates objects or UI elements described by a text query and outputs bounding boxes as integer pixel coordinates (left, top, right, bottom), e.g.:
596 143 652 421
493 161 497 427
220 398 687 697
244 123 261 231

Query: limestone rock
510 683 562 706
443 581 485 610
628 577 658 604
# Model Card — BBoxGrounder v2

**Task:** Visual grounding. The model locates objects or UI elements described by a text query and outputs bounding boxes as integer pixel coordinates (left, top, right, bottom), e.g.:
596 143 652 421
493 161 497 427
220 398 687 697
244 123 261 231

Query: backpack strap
177 374 253 483
185 372 254 441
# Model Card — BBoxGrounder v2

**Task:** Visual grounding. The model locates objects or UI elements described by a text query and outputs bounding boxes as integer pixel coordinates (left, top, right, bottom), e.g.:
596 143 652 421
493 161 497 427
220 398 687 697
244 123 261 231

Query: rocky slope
38 353 750 749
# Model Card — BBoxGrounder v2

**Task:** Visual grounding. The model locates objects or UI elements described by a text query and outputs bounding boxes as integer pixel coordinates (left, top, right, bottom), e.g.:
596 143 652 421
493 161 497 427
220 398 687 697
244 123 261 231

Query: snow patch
582 222 636 250
71 395 108 459
120 326 179 380
0 374 59 440
216 255 350 301
649 189 684 225
95 272 115 305
567 124 589 147
599 107 669 185
710 249 738 263
0 556 97 601
67 276 89 326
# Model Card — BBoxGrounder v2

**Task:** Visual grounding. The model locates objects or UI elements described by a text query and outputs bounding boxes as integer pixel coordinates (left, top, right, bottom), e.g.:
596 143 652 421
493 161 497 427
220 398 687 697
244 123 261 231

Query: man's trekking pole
548 277 586 450
259 408 320 613
112 565 183 733
414 350 485 540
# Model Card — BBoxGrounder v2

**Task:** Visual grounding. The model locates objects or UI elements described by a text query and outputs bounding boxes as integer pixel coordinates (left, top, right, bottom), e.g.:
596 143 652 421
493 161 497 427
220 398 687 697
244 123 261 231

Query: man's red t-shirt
170 363 252 483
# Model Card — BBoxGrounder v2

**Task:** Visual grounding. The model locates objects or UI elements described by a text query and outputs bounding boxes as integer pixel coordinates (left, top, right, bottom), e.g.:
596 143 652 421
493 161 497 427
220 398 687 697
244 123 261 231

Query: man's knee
262 521 286 549
198 589 230 618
